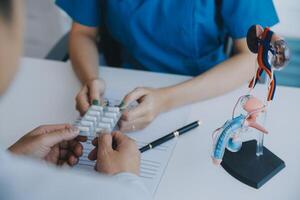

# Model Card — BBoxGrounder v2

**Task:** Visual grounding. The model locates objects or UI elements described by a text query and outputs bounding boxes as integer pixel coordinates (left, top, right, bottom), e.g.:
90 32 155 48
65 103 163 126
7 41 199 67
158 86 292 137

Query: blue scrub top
56 0 278 76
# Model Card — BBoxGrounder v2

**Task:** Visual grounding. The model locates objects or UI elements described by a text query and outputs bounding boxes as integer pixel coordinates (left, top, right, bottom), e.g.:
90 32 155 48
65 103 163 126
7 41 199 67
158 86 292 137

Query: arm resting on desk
162 38 256 111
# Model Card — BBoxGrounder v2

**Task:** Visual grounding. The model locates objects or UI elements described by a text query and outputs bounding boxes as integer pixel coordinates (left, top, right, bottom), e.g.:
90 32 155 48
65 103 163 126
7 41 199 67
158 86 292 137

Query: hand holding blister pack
74 100 122 136
73 94 190 195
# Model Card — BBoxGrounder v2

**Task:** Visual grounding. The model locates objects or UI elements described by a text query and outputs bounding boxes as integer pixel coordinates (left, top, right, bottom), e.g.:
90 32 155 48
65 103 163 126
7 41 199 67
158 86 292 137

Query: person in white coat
0 1 151 199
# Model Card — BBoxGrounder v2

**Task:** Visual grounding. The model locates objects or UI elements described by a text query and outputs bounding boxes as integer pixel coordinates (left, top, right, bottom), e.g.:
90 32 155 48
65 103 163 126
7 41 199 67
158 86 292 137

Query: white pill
96 128 104 133
80 120 93 127
79 132 88 137
87 110 101 117
98 122 111 129
101 117 114 124
104 112 118 118
106 107 120 112
91 105 103 112
78 126 89 132
83 115 97 123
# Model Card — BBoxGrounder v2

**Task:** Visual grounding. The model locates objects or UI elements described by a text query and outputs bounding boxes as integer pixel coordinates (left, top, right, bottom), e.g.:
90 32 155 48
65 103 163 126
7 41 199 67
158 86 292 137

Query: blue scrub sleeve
222 0 279 39
56 0 101 27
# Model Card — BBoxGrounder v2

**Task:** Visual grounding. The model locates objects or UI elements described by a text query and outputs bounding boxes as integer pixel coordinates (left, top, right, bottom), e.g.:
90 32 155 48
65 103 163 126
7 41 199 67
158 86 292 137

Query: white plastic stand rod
256 110 267 157
256 74 270 157
256 132 264 156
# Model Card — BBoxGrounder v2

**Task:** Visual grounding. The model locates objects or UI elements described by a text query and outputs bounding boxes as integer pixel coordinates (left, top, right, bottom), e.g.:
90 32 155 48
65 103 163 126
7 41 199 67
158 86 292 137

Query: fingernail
119 101 126 110
103 99 109 106
92 99 99 106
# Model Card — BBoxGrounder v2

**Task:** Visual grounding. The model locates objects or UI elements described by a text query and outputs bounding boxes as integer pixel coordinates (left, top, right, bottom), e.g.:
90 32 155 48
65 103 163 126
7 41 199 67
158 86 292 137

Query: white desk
0 58 299 200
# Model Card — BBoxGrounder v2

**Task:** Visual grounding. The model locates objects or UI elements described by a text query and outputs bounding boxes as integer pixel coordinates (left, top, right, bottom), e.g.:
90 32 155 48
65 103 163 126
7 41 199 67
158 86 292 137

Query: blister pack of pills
74 101 122 137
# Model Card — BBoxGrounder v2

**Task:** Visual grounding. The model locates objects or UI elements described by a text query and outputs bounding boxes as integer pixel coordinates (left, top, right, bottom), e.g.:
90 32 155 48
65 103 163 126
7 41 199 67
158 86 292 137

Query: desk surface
0 58 299 200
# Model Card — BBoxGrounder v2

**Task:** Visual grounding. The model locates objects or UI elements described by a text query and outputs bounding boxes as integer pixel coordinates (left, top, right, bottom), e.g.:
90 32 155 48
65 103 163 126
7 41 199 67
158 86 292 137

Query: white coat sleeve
0 151 152 200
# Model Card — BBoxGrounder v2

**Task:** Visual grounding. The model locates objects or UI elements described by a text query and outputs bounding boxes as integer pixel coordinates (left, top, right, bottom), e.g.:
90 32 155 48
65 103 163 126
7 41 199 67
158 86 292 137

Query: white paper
75 92 191 195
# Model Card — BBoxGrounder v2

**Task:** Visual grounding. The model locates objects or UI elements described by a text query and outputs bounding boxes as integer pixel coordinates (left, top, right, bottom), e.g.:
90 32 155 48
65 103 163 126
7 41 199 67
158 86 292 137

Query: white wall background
272 0 300 38
23 0 71 58
23 0 300 58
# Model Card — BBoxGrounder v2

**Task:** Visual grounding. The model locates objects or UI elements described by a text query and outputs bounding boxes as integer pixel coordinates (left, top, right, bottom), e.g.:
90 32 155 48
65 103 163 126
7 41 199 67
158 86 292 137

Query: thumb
111 131 129 151
42 127 79 147
121 87 148 108
98 133 113 155
88 82 101 105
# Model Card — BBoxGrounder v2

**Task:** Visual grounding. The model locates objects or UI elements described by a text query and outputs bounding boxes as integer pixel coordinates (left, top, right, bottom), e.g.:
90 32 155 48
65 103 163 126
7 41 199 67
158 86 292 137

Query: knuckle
126 114 133 121
100 133 110 141
122 112 130 121
125 93 134 101
75 94 84 102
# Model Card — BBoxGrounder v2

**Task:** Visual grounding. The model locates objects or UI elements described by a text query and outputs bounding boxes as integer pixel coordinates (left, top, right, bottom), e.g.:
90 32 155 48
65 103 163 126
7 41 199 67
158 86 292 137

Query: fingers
121 102 149 121
60 139 84 155
58 140 82 167
87 81 102 105
44 145 60 164
98 134 113 154
57 155 79 166
34 124 71 135
76 86 90 115
88 147 97 161
76 79 106 115
59 149 69 160
58 141 69 149
41 127 80 147
92 137 98 146
88 137 98 160
120 87 157 132
69 140 84 157
122 87 149 108
119 117 150 132
111 131 125 146
89 132 125 160
76 135 88 142
111 131 133 150
67 154 79 166
93 131 140 175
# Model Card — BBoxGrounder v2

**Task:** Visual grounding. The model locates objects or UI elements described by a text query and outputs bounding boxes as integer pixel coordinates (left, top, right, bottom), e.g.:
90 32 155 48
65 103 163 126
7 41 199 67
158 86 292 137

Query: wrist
158 87 176 112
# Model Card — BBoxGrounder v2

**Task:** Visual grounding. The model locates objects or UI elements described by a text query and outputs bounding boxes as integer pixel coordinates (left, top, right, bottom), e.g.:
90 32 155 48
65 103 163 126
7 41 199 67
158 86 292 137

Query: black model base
221 140 285 189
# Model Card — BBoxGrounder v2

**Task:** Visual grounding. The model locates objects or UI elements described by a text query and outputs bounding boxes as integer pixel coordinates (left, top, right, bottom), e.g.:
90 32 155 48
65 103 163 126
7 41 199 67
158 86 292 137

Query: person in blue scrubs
56 0 279 132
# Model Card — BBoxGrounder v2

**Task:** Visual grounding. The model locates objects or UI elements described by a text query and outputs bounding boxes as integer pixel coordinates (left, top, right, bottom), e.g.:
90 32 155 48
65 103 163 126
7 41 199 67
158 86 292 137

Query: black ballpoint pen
139 120 202 153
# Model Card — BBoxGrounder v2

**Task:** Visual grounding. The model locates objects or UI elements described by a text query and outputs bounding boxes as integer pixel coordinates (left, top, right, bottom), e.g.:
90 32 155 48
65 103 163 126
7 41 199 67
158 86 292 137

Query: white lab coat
0 150 152 200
